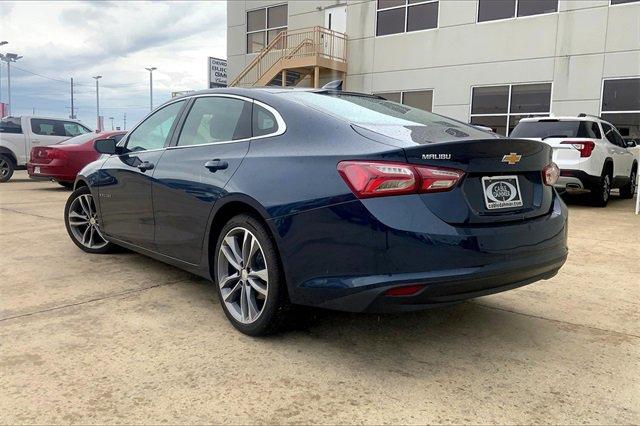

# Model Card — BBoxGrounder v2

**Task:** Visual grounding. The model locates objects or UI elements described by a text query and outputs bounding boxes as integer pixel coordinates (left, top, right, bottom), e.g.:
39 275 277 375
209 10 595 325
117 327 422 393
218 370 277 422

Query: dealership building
227 0 640 137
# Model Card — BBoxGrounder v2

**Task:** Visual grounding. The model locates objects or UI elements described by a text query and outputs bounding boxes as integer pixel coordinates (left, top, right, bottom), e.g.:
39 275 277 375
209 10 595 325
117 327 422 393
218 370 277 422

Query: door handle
137 161 154 172
31 139 40 144
204 159 228 172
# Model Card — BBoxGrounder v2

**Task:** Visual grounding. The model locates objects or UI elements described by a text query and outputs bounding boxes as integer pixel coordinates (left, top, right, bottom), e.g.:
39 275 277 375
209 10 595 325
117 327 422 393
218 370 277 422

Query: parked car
64 87 568 336
510 115 637 206
0 115 92 182
27 131 127 188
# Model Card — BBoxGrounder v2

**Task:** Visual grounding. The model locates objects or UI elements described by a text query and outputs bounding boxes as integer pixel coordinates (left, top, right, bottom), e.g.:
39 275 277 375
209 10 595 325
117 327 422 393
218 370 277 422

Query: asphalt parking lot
1 170 638 424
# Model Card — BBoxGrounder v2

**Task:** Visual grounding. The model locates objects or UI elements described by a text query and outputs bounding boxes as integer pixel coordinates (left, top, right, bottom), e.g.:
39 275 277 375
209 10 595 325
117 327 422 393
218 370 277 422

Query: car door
602 122 631 177
28 118 70 148
152 95 253 264
97 100 186 249
611 128 634 176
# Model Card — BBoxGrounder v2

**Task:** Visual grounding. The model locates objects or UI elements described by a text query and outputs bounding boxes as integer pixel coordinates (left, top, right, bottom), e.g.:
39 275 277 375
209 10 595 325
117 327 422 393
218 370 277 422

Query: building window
610 0 639 5
601 78 640 138
376 0 438 36
375 90 434 111
470 83 552 136
477 0 557 23
246 4 287 54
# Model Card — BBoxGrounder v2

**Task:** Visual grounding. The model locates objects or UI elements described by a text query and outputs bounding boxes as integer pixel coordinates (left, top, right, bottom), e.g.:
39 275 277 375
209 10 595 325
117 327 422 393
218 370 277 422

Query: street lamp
109 116 114 130
93 75 102 131
1 52 22 116
145 67 156 112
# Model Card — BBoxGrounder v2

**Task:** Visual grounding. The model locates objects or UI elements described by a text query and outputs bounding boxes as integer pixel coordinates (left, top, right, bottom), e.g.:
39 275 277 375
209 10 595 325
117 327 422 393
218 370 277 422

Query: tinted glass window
253 104 278 137
510 120 595 138
591 122 602 139
375 92 402 103
247 9 265 32
286 92 492 143
402 90 433 111
247 32 265 54
177 97 251 147
126 101 184 152
31 119 67 137
0 117 22 134
377 8 405 35
510 83 552 113
478 0 516 22
471 116 507 136
407 2 438 31
602 78 640 112
601 113 640 138
601 123 617 144
471 86 509 114
267 4 287 28
378 0 405 8
517 0 557 17
610 0 639 4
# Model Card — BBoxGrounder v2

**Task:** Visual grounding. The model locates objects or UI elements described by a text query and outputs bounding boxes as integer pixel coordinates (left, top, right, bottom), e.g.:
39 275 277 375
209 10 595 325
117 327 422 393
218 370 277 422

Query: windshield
283 91 496 144
510 120 597 139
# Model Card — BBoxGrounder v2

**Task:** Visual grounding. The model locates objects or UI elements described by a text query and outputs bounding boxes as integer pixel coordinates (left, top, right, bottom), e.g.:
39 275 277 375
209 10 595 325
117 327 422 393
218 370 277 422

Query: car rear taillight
561 140 595 158
542 162 560 186
384 284 425 296
337 161 464 199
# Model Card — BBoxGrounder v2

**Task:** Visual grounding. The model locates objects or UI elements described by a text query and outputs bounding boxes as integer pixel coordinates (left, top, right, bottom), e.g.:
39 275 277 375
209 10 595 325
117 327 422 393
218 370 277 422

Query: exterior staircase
229 26 347 88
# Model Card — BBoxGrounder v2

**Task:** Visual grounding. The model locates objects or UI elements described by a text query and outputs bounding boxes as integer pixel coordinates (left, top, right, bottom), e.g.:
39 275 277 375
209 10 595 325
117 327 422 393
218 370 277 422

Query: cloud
1 0 227 128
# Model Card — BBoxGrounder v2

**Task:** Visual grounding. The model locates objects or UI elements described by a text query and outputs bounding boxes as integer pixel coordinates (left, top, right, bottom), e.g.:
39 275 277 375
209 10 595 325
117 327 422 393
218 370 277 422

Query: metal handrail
229 26 347 87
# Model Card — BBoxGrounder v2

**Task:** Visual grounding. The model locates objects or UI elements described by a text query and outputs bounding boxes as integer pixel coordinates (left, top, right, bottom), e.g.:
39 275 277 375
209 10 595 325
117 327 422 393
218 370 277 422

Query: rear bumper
274 193 569 313
555 169 600 193
26 163 75 182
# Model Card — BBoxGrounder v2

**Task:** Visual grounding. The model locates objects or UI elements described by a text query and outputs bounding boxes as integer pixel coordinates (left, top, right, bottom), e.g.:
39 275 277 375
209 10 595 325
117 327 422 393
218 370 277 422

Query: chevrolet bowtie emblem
502 153 522 165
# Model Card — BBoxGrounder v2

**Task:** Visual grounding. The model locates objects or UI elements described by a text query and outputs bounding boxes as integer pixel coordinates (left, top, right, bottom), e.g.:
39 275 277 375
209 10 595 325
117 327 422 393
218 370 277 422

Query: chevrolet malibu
64 87 568 335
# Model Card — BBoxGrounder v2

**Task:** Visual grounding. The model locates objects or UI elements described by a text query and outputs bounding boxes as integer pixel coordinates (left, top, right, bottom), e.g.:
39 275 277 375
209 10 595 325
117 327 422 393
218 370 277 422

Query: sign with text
208 57 227 88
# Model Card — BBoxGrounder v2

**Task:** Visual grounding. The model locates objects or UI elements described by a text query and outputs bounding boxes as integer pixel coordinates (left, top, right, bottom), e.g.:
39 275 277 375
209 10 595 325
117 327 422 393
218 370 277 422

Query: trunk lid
351 124 554 225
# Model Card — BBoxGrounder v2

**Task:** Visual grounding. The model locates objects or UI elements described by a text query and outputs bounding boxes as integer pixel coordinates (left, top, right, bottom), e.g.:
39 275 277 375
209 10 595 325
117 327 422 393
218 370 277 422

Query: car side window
31 119 66 136
0 117 22 134
126 101 185 152
63 122 89 137
591 122 601 139
252 104 278 137
612 129 626 147
176 97 252 147
601 123 617 145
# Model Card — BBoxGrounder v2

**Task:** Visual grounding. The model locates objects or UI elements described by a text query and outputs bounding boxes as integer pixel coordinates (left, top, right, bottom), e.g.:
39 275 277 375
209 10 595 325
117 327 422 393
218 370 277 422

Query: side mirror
94 138 119 155
626 140 637 148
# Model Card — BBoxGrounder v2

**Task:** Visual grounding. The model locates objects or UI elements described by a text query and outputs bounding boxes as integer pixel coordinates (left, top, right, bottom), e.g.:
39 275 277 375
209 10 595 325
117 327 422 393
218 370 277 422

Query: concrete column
281 69 286 87
314 66 320 88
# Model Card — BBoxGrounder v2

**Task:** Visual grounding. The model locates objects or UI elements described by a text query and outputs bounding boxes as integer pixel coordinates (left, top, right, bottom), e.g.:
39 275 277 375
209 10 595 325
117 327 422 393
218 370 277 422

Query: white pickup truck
0 116 92 182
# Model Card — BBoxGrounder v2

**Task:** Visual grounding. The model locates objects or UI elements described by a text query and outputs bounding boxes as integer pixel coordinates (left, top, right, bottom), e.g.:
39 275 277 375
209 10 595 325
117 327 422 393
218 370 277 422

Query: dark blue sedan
64 87 568 335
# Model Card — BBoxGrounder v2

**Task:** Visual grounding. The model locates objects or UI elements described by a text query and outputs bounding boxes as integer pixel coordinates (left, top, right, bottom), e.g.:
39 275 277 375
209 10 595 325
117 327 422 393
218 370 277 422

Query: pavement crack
0 207 60 222
474 302 640 340
0 279 189 323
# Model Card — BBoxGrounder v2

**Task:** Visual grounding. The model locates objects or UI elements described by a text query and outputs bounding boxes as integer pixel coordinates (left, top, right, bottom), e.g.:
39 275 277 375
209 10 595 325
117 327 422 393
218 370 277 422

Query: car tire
0 154 15 183
214 214 289 336
590 170 612 207
64 186 115 254
58 181 74 190
619 167 637 199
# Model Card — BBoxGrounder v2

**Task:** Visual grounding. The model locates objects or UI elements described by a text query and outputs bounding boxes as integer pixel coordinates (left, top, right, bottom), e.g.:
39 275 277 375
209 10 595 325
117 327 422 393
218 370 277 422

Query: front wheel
64 186 115 254
214 214 289 336
0 154 15 183
619 167 637 199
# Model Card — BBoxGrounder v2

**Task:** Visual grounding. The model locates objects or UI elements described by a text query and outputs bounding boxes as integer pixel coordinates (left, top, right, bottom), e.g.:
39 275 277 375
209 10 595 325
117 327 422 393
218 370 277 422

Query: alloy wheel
631 171 637 195
602 175 610 201
0 158 9 179
67 193 108 249
217 227 269 324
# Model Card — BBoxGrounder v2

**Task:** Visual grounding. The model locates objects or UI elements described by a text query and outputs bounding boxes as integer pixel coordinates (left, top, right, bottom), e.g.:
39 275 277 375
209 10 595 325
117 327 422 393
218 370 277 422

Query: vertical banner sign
208 57 227 88
0 103 6 118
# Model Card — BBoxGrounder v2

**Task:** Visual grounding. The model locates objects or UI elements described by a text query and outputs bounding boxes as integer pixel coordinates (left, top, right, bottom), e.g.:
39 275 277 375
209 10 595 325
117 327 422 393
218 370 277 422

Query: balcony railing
230 26 347 87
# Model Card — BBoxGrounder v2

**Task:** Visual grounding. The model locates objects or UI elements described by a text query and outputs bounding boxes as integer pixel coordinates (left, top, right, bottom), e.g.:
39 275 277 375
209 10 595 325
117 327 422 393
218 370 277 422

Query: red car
27 131 126 188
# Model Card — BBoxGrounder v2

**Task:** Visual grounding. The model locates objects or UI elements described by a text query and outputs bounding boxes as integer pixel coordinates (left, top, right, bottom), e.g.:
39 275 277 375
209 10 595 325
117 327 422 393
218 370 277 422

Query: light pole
145 67 156 111
109 116 114 130
2 52 22 116
93 75 102 131
0 42 7 105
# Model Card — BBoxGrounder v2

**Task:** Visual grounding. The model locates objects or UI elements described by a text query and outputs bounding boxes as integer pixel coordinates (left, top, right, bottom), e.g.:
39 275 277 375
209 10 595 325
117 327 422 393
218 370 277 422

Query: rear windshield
510 120 599 139
283 91 496 144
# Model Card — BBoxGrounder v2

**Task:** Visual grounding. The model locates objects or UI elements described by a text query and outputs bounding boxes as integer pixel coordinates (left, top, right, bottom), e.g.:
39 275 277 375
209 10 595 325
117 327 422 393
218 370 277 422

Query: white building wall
227 0 640 123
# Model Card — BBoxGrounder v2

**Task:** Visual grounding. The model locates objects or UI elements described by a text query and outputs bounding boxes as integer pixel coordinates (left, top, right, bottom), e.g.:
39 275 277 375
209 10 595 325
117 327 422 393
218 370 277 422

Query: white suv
510 115 637 206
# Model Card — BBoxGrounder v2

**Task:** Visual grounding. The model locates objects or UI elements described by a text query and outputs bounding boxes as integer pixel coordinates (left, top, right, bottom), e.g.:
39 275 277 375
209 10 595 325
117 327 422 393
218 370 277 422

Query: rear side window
510 120 597 139
176 97 252 147
591 122 601 139
252 104 278 137
0 117 22 134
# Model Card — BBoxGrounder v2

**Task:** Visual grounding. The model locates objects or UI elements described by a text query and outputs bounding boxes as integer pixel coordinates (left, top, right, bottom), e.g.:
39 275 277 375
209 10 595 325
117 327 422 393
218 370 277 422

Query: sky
0 1 227 130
